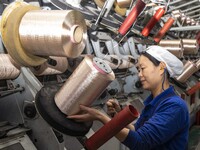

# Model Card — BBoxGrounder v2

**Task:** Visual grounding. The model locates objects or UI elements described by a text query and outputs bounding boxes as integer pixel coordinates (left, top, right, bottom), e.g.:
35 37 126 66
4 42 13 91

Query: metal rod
170 25 200 31
169 0 182 5
190 14 200 18
168 0 199 12
186 8 200 15
182 5 200 13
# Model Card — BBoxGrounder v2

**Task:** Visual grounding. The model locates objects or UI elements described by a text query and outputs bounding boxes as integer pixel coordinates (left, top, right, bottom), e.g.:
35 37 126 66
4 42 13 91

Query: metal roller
30 56 68 76
0 54 20 80
19 10 87 58
55 56 115 115
0 2 46 66
182 39 199 55
176 61 198 83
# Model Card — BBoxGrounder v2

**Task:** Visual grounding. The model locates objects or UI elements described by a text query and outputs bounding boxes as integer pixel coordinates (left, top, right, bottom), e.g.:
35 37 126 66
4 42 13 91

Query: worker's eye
140 67 145 70
136 67 140 72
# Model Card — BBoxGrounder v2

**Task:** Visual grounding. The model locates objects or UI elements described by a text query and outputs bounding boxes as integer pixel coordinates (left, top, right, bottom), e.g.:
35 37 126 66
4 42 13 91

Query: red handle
154 17 174 43
118 0 146 36
85 105 139 150
141 8 165 37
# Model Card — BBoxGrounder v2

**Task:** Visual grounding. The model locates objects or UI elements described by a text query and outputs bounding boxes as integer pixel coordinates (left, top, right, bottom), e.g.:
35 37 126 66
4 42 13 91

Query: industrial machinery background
0 0 200 150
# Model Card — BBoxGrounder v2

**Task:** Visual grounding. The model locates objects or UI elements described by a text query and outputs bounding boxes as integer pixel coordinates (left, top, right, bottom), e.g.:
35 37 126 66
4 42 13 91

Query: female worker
68 45 189 150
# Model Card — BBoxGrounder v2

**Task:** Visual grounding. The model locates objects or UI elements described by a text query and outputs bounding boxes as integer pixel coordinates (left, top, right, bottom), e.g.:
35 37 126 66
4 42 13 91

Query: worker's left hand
67 105 104 122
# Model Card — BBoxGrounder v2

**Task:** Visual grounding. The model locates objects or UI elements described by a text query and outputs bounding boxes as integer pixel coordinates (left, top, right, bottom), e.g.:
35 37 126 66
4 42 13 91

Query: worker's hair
141 52 170 79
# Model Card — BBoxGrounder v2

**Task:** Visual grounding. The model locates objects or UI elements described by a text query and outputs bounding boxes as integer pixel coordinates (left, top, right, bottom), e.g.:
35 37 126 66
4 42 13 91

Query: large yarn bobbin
19 10 87 58
0 1 46 66
159 39 184 58
0 54 20 80
176 61 198 83
55 56 115 115
182 39 199 55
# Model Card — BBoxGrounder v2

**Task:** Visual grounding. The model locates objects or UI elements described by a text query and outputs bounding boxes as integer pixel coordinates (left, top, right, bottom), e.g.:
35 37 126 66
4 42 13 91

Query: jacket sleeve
122 100 188 150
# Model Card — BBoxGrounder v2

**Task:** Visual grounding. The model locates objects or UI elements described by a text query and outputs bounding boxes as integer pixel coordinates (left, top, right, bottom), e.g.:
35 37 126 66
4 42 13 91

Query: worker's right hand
106 99 122 117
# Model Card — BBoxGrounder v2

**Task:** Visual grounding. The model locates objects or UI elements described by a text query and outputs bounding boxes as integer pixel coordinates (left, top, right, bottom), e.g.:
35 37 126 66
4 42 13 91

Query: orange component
186 82 200 95
141 8 165 37
118 0 146 36
154 17 174 43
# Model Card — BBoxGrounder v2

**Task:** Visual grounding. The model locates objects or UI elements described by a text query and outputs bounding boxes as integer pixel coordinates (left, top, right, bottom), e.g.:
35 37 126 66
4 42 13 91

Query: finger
67 114 89 122
107 110 116 115
79 105 91 111
111 99 121 112
106 101 114 107
108 99 117 104
107 107 115 112
67 114 83 119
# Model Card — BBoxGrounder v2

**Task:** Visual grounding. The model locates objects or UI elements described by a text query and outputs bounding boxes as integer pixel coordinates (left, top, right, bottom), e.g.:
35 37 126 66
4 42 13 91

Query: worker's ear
159 62 166 73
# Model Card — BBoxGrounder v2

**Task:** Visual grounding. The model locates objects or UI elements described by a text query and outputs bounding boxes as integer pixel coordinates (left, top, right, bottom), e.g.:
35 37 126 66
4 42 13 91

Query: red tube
118 0 146 36
186 82 200 96
141 8 165 37
154 17 174 43
85 105 139 150
196 31 200 40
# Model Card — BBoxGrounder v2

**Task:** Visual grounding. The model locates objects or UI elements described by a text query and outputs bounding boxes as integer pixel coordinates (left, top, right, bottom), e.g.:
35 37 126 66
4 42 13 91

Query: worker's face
138 55 163 91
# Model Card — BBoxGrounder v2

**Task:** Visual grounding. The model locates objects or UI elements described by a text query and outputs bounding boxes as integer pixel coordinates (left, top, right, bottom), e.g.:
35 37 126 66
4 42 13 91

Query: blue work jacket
122 86 189 150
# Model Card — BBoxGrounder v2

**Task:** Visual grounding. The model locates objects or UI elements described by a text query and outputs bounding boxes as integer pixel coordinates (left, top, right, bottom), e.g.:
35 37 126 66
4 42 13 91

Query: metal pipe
169 0 199 12
190 13 200 18
169 0 182 5
182 5 200 13
91 40 121 69
170 25 200 31
104 0 116 17
111 40 136 68
186 8 200 15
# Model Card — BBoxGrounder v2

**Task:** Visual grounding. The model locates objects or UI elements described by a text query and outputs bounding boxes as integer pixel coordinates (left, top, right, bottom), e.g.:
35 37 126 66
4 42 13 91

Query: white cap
145 45 183 78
